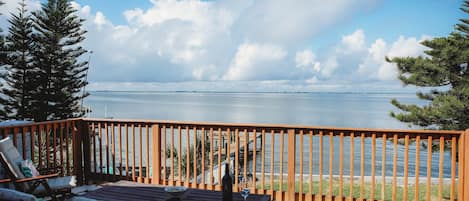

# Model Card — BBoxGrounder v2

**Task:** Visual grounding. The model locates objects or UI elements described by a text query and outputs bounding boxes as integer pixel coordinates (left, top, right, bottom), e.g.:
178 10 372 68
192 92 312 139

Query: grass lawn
260 181 455 201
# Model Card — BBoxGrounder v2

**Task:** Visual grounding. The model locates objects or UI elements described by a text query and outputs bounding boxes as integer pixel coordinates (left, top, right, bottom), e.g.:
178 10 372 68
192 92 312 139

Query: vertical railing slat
170 126 174 185
299 130 304 201
439 137 444 201
415 136 421 201
392 134 398 201
319 131 323 197
329 131 333 199
426 136 433 201
360 133 365 199
350 132 355 199
339 132 344 199
178 126 182 186
381 133 387 201
403 135 409 201
371 133 376 200
235 129 239 191
450 136 456 201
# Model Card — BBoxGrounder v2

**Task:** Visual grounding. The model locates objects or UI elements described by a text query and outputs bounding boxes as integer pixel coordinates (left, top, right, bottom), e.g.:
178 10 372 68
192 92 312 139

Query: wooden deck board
78 181 270 201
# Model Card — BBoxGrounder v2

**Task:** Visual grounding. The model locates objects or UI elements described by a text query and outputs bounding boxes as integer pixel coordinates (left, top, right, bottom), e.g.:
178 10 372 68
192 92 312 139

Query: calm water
84 92 455 178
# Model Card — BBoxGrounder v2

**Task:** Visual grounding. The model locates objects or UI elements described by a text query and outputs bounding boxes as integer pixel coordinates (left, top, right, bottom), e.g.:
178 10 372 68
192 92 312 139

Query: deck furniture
0 137 77 201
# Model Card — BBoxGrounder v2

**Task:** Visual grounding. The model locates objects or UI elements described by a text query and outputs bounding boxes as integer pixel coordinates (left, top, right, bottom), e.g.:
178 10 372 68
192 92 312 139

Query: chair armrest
0 178 11 183
14 173 59 183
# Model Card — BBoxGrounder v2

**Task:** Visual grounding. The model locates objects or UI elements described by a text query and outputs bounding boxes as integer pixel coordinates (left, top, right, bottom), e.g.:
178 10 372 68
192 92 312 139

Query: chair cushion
0 188 38 201
33 175 77 194
0 138 26 179
20 160 39 178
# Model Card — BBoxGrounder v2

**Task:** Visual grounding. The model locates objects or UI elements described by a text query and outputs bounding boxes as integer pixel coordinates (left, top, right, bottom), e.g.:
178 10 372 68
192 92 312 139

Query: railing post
287 129 296 201
72 120 84 185
81 120 92 184
152 124 161 185
460 129 469 201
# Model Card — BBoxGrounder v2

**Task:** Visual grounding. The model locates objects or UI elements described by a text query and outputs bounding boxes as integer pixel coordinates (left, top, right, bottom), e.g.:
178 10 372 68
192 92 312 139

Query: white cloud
295 50 321 72
0 0 432 92
357 35 429 81
341 29 366 53
223 43 287 81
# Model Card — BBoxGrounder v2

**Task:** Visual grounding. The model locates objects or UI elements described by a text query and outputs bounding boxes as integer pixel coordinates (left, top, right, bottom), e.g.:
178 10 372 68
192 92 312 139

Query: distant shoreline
88 90 417 95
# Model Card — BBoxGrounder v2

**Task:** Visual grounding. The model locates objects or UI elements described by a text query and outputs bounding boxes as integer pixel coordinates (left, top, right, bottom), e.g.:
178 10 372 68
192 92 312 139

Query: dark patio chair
0 137 77 201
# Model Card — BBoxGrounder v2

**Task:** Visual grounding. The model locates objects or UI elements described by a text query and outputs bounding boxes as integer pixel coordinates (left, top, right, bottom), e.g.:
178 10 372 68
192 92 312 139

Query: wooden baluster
30 126 35 164
329 131 333 198
105 123 110 176
270 130 275 194
244 129 248 184
350 132 355 199
177 126 182 186
98 123 103 178
392 134 398 201
209 128 214 189
92 123 97 175
13 127 18 147
201 127 206 189
45 125 50 168
295 130 301 201
22 127 27 160
217 128 222 189
193 127 198 188
252 129 257 193
186 126 190 187
170 126 174 185
426 136 433 201
146 125 150 183
112 123 116 179
261 129 266 192
439 137 444 201
415 135 421 201
65 122 71 175
381 134 388 200
339 132 344 199
371 133 376 200
139 125 143 183
235 129 240 191
451 136 456 201
360 133 365 199
52 124 57 168
404 135 409 201
38 125 43 169
125 124 129 179
118 124 123 178
309 130 313 198
132 124 136 181
319 131 323 197
279 130 284 195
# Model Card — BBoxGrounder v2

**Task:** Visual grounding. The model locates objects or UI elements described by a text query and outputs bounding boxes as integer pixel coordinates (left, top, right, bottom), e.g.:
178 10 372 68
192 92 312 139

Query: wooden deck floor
76 181 270 201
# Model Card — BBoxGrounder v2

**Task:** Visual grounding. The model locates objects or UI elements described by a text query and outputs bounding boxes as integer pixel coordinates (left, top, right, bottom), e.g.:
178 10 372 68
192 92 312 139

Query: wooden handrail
1 118 467 201
14 173 59 183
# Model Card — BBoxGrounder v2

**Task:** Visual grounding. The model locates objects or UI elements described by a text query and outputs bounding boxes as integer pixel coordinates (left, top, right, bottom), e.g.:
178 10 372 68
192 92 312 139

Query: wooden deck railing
1 118 469 201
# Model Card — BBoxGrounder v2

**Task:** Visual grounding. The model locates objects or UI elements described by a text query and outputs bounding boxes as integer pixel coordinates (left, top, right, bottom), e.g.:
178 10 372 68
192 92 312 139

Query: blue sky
0 0 466 92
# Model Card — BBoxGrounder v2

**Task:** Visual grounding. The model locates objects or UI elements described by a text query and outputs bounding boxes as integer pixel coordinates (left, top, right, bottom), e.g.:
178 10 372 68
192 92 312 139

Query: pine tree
2 0 36 120
32 0 88 121
388 1 469 131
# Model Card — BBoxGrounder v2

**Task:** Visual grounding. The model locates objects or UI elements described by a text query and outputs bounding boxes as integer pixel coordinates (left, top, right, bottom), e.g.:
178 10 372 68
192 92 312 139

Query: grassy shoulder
259 181 454 201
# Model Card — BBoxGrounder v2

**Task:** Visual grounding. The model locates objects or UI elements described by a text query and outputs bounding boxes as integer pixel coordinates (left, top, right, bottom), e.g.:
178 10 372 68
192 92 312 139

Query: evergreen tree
388 1 469 131
2 0 36 120
32 0 88 121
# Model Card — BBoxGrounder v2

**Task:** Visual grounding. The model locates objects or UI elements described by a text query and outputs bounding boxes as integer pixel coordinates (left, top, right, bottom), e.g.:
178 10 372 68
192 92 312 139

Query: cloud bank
0 0 431 92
